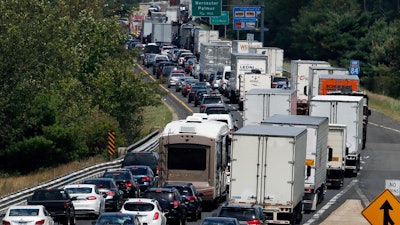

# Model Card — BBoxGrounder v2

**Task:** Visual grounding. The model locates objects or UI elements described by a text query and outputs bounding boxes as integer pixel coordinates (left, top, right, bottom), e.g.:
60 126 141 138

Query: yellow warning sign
362 189 400 225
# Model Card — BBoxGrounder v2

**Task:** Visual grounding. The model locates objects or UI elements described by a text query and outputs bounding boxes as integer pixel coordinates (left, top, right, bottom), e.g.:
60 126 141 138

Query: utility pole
260 0 265 46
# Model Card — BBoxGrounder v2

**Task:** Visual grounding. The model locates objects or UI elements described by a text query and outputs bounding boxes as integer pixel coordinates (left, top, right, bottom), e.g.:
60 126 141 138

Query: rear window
205 107 228 115
203 98 222 104
84 180 112 189
219 207 256 221
9 209 39 216
128 167 148 175
123 202 155 212
143 192 174 202
123 153 158 167
168 147 206 170
65 187 92 194
103 172 131 180
172 187 193 196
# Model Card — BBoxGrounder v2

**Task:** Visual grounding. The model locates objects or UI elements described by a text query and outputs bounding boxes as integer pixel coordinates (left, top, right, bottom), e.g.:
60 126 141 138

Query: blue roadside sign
349 60 360 75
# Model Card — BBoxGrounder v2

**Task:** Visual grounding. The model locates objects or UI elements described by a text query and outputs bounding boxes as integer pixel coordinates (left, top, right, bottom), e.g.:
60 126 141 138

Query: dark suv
214 203 265 225
122 152 160 176
102 169 140 198
199 94 224 113
124 165 158 192
163 182 202 221
142 187 187 225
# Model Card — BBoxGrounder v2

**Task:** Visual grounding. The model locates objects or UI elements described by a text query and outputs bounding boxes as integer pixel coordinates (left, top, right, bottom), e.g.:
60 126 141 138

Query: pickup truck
27 189 76 225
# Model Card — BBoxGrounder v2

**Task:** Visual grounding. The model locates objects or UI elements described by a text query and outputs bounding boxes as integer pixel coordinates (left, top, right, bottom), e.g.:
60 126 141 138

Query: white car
64 184 106 218
120 198 167 225
2 205 55 225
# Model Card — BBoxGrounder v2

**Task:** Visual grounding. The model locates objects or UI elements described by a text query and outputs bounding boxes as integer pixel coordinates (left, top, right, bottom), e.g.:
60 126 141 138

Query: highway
73 64 400 225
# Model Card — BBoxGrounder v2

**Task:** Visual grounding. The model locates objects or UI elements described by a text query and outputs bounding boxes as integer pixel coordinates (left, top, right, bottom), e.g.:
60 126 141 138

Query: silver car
167 72 185 88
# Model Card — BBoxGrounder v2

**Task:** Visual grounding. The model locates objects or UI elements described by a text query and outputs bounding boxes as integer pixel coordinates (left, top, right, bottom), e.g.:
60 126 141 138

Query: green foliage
0 0 159 173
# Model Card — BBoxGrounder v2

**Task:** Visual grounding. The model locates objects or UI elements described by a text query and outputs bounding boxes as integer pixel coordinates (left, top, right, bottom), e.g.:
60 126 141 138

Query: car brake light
230 128 233 136
173 200 179 208
63 202 69 209
107 191 115 196
3 220 10 225
35 220 45 225
156 166 160 174
142 176 151 182
153 212 159 220
185 196 196 202
125 182 133 187
247 220 262 225
87 196 97 200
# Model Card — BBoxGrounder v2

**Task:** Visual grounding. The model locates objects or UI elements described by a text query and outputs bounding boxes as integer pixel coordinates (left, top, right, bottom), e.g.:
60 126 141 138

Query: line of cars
2 152 203 225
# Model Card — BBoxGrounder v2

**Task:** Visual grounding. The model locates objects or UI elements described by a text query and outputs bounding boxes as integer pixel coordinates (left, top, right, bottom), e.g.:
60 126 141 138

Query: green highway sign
192 0 222 17
210 11 229 25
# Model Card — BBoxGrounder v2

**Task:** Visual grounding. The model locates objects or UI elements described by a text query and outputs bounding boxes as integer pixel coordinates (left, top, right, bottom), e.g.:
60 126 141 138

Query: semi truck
229 125 307 224
243 88 297 126
261 115 329 212
228 53 268 109
309 95 364 177
290 60 330 114
193 30 219 59
326 124 347 189
249 47 284 77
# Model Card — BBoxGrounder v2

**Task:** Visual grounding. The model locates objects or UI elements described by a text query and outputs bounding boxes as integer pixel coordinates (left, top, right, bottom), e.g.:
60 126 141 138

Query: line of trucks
154 45 371 223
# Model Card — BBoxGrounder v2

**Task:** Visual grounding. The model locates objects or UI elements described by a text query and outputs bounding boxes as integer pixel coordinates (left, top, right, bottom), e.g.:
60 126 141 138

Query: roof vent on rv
186 115 203 123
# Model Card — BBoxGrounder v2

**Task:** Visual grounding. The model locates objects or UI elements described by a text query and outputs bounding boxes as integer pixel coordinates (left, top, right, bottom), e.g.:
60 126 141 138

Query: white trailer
239 73 272 106
249 47 284 77
151 22 172 43
307 66 349 103
232 40 263 53
199 42 232 77
165 7 180 23
243 88 297 126
309 95 364 177
193 30 219 58
230 125 307 225
290 60 330 114
229 53 268 109
326 124 347 189
261 115 329 212
141 20 153 38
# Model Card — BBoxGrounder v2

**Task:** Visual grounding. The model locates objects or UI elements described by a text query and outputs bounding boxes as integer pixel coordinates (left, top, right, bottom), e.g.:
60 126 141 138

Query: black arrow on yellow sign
381 200 394 225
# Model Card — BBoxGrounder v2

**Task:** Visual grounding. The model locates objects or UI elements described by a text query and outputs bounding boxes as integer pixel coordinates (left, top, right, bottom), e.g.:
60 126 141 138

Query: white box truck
193 30 219 58
249 47 284 77
239 72 272 107
229 125 307 224
290 60 330 114
243 88 297 126
229 53 268 110
165 7 180 23
141 20 153 38
151 22 172 43
326 124 347 189
309 95 364 177
232 40 263 53
261 115 329 212
307 66 349 103
199 42 232 78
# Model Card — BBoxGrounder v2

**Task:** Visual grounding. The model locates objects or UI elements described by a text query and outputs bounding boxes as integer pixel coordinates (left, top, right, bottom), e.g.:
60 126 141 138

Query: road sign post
362 189 400 224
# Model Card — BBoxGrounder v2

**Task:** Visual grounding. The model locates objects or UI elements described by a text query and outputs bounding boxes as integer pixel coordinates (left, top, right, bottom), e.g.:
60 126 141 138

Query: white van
212 65 231 94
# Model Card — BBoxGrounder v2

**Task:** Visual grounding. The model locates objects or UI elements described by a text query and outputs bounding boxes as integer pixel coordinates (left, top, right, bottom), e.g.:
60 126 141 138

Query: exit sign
192 0 222 17
210 11 229 25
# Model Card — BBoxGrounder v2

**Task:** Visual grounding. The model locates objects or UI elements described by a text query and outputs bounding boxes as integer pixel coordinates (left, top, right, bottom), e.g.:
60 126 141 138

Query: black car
214 203 266 225
94 212 140 225
82 178 124 211
102 169 140 198
122 152 160 176
142 187 187 225
187 86 207 103
163 182 202 221
193 89 211 107
123 165 158 192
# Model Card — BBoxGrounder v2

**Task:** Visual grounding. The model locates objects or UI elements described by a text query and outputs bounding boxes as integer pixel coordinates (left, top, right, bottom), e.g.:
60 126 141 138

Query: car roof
64 184 96 189
124 198 158 204
84 177 115 182
8 205 45 209
124 165 152 169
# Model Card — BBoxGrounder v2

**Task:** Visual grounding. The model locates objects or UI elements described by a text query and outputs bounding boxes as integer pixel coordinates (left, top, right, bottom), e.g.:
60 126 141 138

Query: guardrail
0 130 161 216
